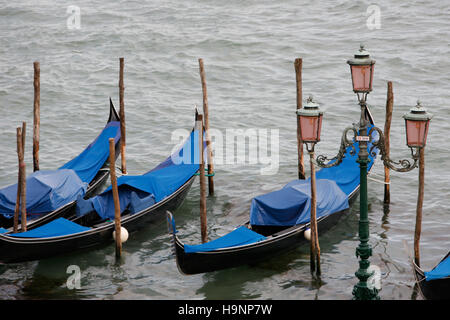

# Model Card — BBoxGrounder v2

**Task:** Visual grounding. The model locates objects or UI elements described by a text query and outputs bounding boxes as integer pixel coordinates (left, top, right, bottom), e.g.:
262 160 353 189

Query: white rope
367 176 390 185
367 171 390 185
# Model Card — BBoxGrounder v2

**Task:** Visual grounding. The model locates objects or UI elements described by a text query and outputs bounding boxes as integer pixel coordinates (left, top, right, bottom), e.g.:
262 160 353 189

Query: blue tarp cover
59 121 121 183
315 141 376 196
76 130 200 220
249 128 377 227
250 179 349 226
0 121 121 219
7 217 91 238
424 255 450 281
184 226 266 253
0 169 87 218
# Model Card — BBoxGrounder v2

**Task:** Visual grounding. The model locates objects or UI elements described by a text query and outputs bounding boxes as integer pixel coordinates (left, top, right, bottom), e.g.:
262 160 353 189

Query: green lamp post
311 45 431 300
347 44 379 300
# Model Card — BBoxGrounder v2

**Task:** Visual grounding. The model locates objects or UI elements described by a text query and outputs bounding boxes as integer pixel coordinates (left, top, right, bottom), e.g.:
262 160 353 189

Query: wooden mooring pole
109 138 122 258
119 57 127 175
14 124 27 232
198 114 208 243
295 58 305 180
414 148 425 267
13 125 24 232
198 58 215 195
33 61 40 172
384 81 393 205
309 151 321 276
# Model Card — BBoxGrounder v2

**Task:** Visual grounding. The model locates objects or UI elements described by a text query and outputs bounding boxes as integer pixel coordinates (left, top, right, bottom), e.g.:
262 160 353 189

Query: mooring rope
194 168 215 177
367 171 390 185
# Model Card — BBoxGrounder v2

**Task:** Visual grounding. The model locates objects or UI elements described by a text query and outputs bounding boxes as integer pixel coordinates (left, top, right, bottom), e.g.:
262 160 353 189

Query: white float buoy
113 226 129 243
304 228 311 241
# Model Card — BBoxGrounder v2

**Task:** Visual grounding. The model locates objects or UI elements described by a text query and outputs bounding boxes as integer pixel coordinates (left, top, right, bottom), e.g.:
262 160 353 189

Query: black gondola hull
170 180 361 275
413 260 450 300
172 203 353 275
0 176 195 264
0 171 195 264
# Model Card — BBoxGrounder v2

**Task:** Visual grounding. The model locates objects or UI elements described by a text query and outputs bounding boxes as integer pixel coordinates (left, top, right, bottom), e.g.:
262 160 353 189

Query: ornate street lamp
347 44 376 103
297 95 323 151
403 101 433 148
297 95 323 275
312 45 431 300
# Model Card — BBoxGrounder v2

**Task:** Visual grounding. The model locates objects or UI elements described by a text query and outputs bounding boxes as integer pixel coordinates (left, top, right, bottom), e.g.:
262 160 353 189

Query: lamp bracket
315 125 420 173
368 126 419 172
315 126 357 168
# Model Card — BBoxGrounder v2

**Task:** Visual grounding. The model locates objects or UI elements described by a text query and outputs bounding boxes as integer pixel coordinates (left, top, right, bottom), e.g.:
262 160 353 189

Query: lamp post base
352 283 380 300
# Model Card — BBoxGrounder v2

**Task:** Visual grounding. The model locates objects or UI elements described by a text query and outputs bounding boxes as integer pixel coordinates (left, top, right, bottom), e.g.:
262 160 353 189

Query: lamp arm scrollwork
315 127 358 168
368 126 419 172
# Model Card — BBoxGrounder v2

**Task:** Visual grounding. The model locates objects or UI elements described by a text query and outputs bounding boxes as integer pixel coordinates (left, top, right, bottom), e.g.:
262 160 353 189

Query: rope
194 168 215 177
367 172 390 185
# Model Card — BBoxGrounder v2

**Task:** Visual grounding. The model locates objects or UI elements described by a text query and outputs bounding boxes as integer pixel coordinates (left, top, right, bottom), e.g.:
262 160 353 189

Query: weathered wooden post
13 124 27 232
297 95 323 276
414 148 425 266
294 58 306 180
309 151 321 275
402 100 432 267
13 127 22 232
109 138 122 258
198 58 215 195
384 81 393 205
13 122 26 232
33 61 40 172
119 57 126 175
197 114 208 243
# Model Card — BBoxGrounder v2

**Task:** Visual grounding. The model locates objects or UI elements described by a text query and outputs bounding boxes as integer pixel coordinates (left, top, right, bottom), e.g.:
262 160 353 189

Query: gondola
0 113 202 264
0 99 121 232
412 251 450 300
167 108 378 275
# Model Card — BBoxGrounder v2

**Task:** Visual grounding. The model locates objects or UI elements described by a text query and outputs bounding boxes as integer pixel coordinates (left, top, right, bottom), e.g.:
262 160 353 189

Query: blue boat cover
59 121 121 183
249 129 377 227
7 217 91 238
0 121 121 219
184 226 267 253
424 255 450 281
250 179 349 226
76 130 201 220
315 141 376 196
0 169 87 218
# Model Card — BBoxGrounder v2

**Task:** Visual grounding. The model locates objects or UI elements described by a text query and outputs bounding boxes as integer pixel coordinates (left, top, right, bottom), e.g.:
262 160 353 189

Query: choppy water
0 0 449 300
